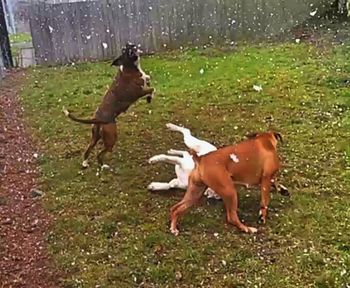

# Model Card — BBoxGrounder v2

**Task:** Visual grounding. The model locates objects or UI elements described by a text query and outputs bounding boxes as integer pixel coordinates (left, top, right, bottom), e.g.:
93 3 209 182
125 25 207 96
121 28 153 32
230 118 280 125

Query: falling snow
310 9 318 16
253 85 263 92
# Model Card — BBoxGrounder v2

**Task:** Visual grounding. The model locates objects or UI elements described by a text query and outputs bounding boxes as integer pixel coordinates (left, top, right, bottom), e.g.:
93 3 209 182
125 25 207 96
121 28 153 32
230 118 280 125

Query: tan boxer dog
169 131 283 235
63 43 154 168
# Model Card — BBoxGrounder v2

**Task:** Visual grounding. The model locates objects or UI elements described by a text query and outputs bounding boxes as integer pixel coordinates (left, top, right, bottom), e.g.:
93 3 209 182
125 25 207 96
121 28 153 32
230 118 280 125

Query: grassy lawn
21 42 350 287
9 32 32 44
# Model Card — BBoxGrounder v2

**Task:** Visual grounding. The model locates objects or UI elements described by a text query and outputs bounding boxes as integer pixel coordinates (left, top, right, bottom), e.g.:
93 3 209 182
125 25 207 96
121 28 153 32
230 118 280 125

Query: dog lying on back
64 43 155 168
148 124 288 200
169 131 284 235
148 123 220 199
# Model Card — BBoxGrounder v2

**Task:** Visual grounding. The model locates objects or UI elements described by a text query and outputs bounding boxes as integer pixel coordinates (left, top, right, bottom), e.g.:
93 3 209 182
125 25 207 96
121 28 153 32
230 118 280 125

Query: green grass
21 42 350 287
9 32 32 44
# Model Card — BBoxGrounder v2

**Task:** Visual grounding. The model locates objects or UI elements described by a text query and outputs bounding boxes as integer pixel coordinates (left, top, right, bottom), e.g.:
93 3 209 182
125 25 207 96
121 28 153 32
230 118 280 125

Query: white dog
147 123 221 199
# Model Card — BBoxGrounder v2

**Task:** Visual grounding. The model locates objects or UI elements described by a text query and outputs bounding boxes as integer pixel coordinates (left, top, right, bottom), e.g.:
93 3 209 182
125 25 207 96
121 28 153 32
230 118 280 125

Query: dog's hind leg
166 123 198 150
97 123 117 168
82 124 101 168
97 148 108 167
167 149 187 157
170 180 206 236
166 123 215 154
148 182 172 191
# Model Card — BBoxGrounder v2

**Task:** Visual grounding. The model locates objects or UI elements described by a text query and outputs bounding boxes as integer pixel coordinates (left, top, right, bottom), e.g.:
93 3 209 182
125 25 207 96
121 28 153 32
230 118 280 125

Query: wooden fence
29 0 333 65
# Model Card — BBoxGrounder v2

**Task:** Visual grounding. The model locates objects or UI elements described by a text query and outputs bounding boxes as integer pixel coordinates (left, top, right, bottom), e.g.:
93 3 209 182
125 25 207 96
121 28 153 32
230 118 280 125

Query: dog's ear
111 56 123 66
246 132 258 139
274 132 283 143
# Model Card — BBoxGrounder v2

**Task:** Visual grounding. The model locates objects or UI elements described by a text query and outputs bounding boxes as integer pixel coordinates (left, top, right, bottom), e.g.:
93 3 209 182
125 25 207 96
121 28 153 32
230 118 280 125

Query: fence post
0 0 13 68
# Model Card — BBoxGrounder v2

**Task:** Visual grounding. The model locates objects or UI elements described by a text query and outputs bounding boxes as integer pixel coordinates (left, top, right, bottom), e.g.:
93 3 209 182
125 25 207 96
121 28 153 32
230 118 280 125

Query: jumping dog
63 43 155 168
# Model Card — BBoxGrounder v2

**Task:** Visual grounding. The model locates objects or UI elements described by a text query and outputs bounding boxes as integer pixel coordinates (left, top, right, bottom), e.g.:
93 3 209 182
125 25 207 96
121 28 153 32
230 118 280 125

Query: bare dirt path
0 70 58 287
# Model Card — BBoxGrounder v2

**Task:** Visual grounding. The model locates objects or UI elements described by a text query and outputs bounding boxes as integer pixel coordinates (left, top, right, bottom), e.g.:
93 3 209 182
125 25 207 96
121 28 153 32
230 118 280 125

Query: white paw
101 164 110 171
166 123 177 130
147 183 156 190
148 155 162 164
247 227 258 234
170 227 179 236
82 160 89 168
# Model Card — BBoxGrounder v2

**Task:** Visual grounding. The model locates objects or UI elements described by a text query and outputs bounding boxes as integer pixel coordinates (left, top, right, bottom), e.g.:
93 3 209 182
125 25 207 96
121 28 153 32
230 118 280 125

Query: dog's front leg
149 154 183 166
148 182 172 191
167 149 187 157
141 87 155 103
148 179 185 191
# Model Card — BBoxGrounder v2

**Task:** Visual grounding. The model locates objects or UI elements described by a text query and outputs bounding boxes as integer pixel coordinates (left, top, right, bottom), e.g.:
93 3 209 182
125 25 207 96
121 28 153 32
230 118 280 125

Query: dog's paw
257 215 266 225
257 209 267 225
147 183 156 191
247 227 258 234
148 155 162 164
170 227 179 236
166 123 178 130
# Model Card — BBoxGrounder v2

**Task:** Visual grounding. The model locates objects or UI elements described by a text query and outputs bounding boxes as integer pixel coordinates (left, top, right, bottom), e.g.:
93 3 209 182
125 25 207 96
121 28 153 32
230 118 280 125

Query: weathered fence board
29 0 334 65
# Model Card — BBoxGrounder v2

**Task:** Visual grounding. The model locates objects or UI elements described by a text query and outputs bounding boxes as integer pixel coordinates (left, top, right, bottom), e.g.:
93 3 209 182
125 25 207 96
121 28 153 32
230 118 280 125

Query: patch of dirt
0 70 58 287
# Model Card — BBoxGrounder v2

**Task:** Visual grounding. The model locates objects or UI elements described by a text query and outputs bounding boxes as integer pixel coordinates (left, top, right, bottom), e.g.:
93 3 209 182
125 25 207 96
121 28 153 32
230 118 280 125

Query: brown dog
63 43 154 168
170 132 283 235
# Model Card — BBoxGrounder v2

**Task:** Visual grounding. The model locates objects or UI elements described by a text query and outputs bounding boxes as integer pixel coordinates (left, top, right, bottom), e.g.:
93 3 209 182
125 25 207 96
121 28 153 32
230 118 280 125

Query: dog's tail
189 149 200 164
63 107 109 125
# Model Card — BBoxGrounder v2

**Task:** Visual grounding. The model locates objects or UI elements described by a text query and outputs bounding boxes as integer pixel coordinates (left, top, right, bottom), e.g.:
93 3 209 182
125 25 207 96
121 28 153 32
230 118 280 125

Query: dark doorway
0 0 13 68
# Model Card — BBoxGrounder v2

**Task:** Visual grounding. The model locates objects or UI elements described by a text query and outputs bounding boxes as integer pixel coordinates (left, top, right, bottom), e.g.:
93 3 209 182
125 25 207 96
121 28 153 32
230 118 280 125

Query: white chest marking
136 60 150 88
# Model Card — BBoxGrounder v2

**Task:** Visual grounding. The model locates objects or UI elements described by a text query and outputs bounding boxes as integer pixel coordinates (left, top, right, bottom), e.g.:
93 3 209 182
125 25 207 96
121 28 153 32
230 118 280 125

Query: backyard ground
0 70 57 287
2 39 349 287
